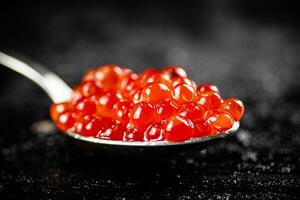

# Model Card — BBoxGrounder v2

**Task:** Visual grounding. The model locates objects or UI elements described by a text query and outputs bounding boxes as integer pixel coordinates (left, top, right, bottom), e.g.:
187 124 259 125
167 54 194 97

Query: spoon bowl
67 122 238 157
0 51 239 154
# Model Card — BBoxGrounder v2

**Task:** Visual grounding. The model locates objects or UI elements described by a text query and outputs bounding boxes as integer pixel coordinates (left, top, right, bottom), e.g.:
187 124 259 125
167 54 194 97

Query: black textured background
0 1 300 199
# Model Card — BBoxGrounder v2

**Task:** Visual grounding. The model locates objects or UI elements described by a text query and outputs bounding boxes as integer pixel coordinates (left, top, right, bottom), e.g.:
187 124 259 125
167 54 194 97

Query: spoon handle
0 51 72 103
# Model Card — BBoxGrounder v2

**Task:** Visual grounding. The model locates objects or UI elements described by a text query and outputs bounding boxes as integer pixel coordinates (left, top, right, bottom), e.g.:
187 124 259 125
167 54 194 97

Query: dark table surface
0 1 300 199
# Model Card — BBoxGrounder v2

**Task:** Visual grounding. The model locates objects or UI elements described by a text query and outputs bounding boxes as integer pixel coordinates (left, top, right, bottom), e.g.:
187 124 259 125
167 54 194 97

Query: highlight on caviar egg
50 65 244 142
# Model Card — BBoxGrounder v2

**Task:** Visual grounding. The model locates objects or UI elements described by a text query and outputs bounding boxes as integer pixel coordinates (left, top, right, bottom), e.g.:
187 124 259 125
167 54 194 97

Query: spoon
0 51 239 155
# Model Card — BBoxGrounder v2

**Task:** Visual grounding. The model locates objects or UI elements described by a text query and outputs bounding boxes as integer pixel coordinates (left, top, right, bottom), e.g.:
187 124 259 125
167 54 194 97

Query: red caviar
221 98 244 121
171 83 196 106
165 116 194 142
141 82 171 103
50 65 244 142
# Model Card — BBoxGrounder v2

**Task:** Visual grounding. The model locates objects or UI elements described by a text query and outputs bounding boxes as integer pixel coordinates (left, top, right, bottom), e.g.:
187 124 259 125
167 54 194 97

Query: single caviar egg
138 69 171 87
156 100 177 120
56 111 76 131
50 102 71 122
197 83 219 94
129 102 156 131
193 120 212 137
113 101 132 124
81 117 102 137
144 122 166 142
165 116 194 142
94 64 125 91
171 83 196 106
206 112 234 132
74 98 97 115
221 98 244 121
141 82 171 103
94 92 122 118
179 103 205 122
97 119 125 140
123 126 143 141
197 91 222 109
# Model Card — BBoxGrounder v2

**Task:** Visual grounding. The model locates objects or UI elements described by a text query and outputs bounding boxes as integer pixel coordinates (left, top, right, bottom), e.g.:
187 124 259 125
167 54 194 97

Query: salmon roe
50 65 244 142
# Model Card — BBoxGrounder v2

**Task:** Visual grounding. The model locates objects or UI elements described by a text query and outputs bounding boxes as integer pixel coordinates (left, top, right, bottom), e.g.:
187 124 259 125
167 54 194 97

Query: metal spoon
0 51 239 155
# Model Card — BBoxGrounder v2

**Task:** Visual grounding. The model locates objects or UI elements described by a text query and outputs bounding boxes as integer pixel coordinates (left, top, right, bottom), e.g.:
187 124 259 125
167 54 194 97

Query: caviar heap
50 65 244 142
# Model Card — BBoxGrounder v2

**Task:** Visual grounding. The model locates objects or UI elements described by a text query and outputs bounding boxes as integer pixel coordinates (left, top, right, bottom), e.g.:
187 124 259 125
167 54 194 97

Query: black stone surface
0 1 300 199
